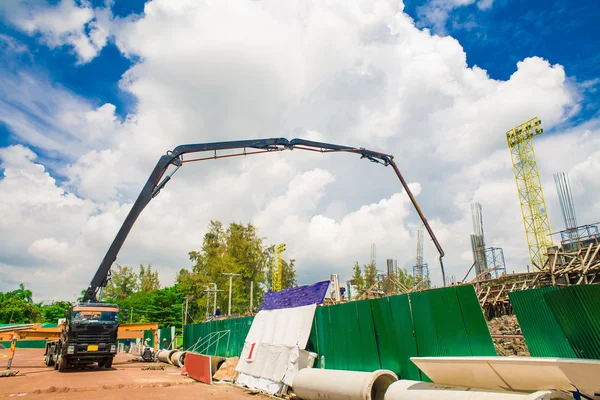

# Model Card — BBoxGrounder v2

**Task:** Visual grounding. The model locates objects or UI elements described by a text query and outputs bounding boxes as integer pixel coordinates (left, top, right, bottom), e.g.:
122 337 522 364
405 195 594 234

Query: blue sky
403 0 600 124
0 0 599 300
1 0 597 148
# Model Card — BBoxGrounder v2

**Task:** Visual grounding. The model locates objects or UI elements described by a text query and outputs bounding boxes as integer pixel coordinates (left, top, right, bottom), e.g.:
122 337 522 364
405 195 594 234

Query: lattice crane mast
506 117 554 270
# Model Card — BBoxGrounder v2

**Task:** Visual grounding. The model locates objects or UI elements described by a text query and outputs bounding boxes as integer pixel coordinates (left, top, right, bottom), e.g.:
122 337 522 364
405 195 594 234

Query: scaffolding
484 247 506 278
471 203 487 278
412 229 430 287
506 117 554 270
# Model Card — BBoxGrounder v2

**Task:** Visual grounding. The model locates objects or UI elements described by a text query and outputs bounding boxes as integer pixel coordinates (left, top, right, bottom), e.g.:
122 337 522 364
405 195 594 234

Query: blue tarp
262 281 330 310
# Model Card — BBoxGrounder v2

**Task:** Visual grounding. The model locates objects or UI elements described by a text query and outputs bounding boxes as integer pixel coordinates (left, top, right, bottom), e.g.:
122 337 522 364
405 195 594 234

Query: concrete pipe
210 356 226 376
384 381 573 400
293 369 398 400
156 349 171 364
167 349 178 365
171 351 186 367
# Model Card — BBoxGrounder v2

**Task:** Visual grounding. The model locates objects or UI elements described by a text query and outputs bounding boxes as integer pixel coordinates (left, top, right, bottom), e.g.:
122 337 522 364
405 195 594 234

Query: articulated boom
83 138 445 302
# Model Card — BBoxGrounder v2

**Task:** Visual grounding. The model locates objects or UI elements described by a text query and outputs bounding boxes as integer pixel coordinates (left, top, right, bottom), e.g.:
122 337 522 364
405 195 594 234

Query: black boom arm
82 138 445 302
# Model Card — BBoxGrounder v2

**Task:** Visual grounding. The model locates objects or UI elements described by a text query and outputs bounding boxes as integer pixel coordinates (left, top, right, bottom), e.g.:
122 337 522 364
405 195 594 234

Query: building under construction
469 118 600 318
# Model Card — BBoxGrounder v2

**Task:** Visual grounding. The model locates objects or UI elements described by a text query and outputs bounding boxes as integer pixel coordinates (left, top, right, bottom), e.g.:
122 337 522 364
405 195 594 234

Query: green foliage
139 264 160 293
0 290 41 324
114 286 184 328
363 262 378 289
41 301 71 324
178 221 279 319
13 283 33 304
351 262 365 294
103 265 140 300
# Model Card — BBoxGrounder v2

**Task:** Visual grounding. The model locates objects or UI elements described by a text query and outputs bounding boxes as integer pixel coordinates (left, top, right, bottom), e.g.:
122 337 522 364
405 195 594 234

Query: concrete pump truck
43 138 444 372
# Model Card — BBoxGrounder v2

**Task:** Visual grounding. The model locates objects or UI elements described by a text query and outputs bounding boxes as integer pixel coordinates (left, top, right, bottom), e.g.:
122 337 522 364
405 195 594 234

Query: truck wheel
98 359 105 368
103 357 113 368
57 356 68 372
45 354 55 367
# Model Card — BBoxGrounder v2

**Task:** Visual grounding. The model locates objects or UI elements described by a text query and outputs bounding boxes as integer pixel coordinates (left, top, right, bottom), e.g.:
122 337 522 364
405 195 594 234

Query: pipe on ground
292 369 398 400
384 381 573 400
156 349 171 363
171 351 186 367
166 349 177 365
210 356 226 376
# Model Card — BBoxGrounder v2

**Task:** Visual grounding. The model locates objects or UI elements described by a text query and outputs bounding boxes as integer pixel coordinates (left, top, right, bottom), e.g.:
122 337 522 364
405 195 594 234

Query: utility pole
130 307 133 324
209 283 217 315
250 280 254 312
222 273 240 316
184 297 189 325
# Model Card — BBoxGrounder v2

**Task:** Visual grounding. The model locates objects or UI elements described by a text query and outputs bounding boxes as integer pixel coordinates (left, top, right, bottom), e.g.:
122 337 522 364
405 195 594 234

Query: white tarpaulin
235 304 317 394
243 304 316 347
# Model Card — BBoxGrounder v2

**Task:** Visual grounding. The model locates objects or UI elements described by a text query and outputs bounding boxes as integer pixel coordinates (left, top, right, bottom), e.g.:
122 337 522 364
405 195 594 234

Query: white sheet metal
411 356 600 399
244 304 316 348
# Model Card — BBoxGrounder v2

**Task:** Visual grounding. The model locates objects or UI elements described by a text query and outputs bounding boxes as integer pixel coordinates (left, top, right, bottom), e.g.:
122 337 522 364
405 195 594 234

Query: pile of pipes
290 369 573 400
156 349 187 368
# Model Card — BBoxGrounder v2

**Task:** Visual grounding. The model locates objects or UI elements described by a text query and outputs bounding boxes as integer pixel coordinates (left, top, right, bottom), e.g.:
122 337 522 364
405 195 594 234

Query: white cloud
0 0 112 63
416 0 493 34
0 0 598 301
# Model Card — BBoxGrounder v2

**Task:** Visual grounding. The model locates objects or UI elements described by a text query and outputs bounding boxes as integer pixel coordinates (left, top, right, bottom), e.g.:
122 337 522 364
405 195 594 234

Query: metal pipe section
384 381 572 400
292 369 398 400
388 159 446 286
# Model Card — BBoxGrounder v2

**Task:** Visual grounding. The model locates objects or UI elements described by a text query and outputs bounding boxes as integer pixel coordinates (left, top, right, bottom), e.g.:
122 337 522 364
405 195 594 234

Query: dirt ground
487 315 530 357
0 349 258 399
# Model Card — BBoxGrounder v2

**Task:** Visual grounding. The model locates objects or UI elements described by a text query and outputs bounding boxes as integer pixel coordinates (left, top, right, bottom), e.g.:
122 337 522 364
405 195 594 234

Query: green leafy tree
13 283 33 303
139 264 161 292
363 262 378 290
0 290 41 324
281 258 298 289
103 265 140 300
179 221 271 319
351 262 365 294
41 301 71 324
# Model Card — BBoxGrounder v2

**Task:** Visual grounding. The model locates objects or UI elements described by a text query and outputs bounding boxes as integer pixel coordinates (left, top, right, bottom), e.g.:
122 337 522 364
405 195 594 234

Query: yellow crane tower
271 243 286 291
506 117 554 270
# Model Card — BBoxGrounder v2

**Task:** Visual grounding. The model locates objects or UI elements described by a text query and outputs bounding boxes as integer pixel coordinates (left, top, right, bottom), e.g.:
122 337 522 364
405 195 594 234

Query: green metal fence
306 285 495 381
183 316 254 358
183 285 494 380
509 287 577 358
544 285 600 359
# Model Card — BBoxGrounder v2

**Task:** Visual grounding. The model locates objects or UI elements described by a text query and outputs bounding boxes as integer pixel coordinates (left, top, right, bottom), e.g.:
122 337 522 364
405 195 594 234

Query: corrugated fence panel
388 294 421 381
544 285 600 359
455 285 496 356
355 300 380 372
509 287 576 358
183 316 254 358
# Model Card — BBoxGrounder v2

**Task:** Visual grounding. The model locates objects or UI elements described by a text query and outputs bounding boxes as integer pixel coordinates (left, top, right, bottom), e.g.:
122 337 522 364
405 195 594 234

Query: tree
179 221 271 319
139 264 160 292
103 265 140 300
351 262 364 293
281 258 298 289
13 283 33 304
41 301 71 324
363 262 378 290
0 289 41 324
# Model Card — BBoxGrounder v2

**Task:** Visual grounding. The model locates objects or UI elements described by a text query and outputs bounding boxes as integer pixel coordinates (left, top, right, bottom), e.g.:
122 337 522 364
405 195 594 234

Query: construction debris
475 241 600 319
213 357 239 382
488 315 530 357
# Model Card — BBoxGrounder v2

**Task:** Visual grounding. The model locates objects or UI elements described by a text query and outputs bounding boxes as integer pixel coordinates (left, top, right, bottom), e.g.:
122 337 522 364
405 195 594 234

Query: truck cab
44 303 120 371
